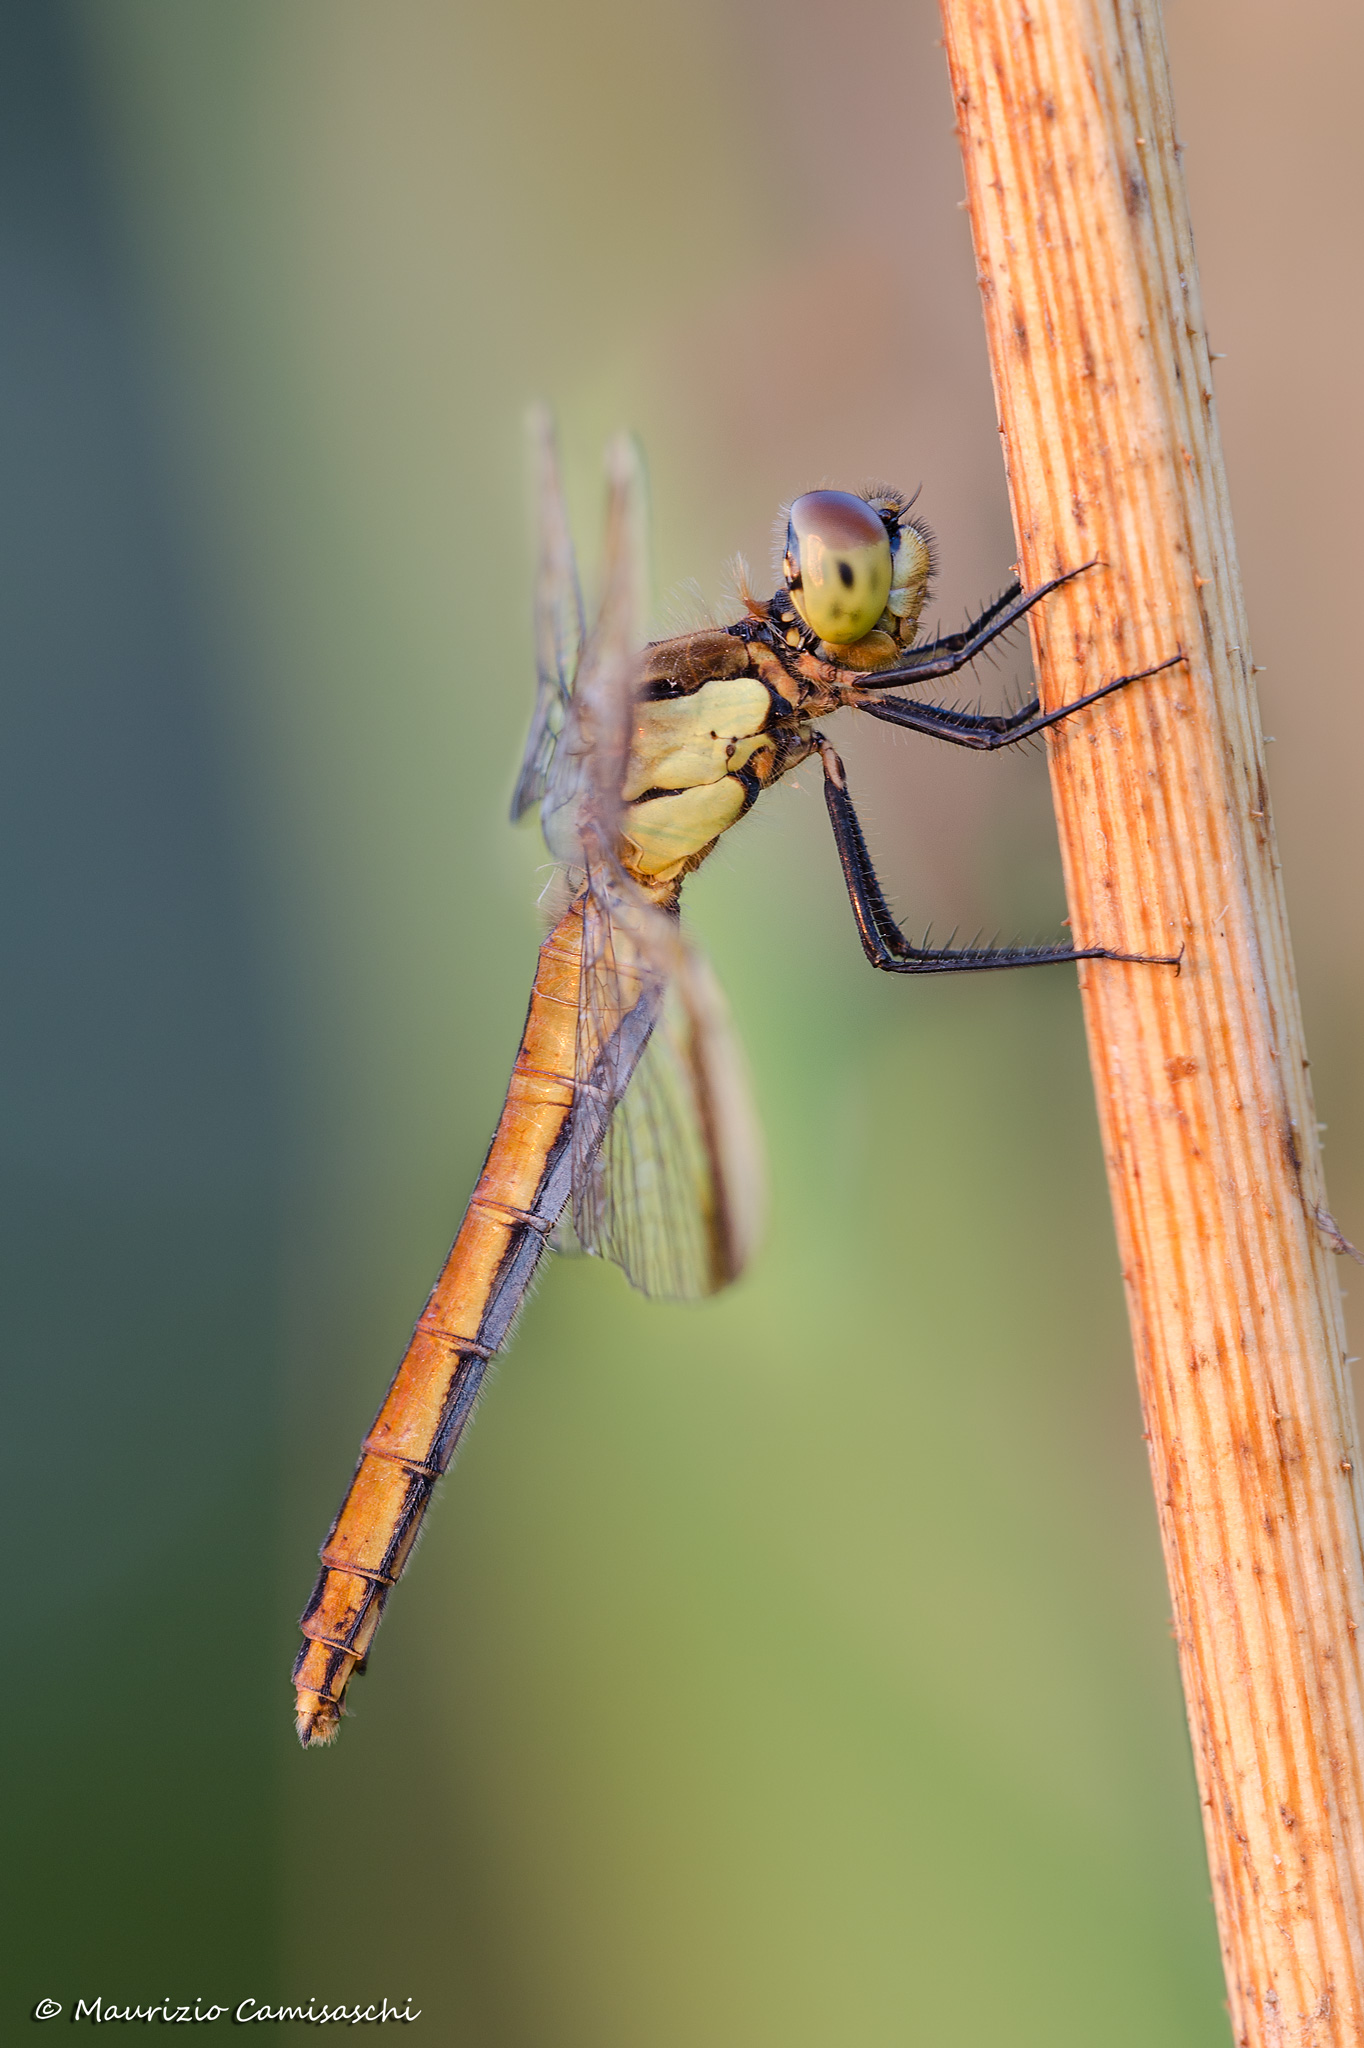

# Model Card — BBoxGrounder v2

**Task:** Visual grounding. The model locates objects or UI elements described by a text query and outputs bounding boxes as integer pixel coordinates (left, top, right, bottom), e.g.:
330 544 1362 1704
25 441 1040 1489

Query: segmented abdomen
292 900 584 1745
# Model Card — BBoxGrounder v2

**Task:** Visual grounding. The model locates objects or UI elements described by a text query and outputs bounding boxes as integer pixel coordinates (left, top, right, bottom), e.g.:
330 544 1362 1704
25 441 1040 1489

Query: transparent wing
556 435 764 1298
539 431 644 870
559 431 656 1179
511 406 585 822
575 889 765 1299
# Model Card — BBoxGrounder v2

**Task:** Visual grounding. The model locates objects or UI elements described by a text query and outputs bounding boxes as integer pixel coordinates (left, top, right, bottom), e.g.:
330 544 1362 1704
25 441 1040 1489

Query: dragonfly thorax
533 478 936 892
618 667 810 884
607 484 939 888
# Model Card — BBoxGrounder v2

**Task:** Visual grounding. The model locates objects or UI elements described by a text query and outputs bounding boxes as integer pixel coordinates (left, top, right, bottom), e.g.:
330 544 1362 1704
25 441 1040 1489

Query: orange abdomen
293 899 584 1746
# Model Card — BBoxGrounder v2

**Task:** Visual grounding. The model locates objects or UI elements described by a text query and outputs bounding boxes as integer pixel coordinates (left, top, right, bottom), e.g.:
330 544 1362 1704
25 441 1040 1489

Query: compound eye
783 490 892 645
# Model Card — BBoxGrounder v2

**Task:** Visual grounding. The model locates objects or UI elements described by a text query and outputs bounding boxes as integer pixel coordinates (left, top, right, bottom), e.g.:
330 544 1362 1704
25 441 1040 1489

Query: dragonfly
293 416 1180 1745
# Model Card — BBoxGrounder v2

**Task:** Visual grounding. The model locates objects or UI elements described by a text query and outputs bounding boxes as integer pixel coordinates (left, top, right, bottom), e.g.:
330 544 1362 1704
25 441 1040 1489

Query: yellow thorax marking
624 674 772 803
622 778 749 880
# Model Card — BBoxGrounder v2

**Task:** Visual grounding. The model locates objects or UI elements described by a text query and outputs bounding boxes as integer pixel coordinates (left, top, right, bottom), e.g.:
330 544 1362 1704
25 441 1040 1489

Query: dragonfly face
292 415 1180 1746
783 489 893 644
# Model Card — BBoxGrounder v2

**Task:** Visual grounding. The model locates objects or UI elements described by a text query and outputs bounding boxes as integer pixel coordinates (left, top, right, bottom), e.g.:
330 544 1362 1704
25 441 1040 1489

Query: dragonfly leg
850 653 1183 749
815 738 1181 974
849 563 1094 689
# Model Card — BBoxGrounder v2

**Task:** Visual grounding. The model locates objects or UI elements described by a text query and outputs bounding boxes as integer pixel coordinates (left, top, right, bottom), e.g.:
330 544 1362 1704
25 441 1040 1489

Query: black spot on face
837 559 855 588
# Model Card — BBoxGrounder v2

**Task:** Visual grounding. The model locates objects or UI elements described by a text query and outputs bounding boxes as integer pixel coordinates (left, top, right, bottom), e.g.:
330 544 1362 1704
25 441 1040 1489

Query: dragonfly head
782 490 893 646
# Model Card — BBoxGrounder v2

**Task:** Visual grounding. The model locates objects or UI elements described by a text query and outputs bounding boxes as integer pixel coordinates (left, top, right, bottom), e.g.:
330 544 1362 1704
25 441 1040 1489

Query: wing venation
519 421 765 1299
511 407 585 822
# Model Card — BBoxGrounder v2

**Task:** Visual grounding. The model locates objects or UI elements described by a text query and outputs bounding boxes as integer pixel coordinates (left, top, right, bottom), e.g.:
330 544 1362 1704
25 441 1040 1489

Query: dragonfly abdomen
293 903 585 1746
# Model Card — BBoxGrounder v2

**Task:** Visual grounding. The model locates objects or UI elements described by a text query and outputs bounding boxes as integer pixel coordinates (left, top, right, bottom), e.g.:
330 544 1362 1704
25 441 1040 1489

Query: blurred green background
5 0 1362 2039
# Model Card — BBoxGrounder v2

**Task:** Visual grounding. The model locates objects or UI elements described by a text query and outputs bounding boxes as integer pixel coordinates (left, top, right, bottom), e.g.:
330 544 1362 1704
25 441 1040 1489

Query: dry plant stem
938 0 1364 2039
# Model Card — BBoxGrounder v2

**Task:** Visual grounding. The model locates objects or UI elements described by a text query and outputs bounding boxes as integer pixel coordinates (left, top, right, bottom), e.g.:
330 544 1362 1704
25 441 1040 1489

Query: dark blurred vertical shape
0 0 281 2002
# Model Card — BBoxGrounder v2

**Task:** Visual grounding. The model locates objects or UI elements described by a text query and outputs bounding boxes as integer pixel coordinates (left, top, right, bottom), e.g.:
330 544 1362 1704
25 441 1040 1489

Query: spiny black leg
893 577 1025 661
854 653 1182 751
855 563 1094 689
816 739 1180 975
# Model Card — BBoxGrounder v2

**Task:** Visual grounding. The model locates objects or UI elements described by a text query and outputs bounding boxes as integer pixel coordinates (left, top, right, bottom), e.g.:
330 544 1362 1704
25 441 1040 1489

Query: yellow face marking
888 522 933 640
827 628 898 671
783 491 892 646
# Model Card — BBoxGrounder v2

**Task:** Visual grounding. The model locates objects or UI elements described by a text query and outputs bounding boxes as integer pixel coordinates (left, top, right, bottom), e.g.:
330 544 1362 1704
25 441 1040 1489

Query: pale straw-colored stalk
937 1 1364 2037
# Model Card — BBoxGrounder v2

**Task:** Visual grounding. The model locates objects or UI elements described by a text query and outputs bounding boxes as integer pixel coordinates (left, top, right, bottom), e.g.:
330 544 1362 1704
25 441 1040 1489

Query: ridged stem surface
938 1 1364 2038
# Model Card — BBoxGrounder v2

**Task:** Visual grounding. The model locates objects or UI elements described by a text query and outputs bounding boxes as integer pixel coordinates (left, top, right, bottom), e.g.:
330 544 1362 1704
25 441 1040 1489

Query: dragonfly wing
511 407 585 822
574 885 765 1299
552 430 763 1298
539 431 645 860
561 429 656 1173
